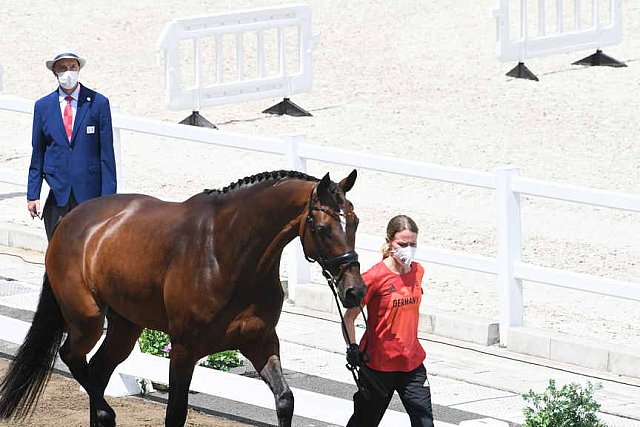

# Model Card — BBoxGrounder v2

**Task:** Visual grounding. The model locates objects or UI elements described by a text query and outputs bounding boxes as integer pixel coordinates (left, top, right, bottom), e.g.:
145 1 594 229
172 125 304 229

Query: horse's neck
215 182 309 271
257 218 300 273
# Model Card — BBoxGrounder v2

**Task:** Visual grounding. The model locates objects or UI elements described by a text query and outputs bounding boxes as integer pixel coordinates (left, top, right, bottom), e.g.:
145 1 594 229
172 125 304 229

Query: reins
300 182 380 397
323 262 387 400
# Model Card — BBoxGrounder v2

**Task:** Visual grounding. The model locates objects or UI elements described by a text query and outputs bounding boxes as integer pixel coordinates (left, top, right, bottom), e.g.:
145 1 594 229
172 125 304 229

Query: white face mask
57 71 79 90
393 246 417 266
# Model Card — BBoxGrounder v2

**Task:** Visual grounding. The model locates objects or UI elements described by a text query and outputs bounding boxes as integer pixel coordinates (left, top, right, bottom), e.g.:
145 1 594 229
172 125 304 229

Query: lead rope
323 267 369 392
324 269 390 402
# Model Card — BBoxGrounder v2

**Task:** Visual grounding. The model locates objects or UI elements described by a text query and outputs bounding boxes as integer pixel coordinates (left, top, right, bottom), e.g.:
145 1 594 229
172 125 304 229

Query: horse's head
299 169 366 308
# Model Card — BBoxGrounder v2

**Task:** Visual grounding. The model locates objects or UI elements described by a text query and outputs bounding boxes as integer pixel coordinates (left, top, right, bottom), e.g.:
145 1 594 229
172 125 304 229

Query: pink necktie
63 96 73 140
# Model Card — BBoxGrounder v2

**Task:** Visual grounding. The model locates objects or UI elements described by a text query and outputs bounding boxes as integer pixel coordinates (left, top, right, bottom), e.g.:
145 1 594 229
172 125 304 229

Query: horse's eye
317 225 331 238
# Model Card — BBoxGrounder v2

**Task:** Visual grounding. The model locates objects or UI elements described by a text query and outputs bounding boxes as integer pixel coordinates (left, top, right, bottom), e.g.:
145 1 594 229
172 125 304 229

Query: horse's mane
203 170 318 196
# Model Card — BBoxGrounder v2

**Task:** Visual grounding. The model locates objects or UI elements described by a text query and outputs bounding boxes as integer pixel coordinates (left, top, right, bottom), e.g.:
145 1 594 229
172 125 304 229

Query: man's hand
346 343 364 367
28 200 40 219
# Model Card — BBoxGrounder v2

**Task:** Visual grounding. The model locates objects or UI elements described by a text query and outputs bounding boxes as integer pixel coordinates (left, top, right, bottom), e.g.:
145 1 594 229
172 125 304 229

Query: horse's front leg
166 343 197 427
243 331 294 427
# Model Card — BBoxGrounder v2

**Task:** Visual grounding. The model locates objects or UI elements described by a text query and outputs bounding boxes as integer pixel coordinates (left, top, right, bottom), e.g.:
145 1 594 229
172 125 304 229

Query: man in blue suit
27 50 117 241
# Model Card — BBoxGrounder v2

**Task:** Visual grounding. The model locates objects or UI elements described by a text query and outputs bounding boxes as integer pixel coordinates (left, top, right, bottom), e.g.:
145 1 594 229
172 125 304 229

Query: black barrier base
179 111 218 129
506 62 539 81
572 50 627 67
262 98 312 117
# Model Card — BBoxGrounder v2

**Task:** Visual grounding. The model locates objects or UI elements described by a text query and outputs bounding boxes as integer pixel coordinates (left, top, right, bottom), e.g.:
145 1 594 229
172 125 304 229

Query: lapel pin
87 96 91 101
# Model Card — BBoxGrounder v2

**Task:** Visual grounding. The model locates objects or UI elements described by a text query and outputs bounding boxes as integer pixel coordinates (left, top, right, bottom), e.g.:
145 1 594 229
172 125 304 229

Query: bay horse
0 169 365 427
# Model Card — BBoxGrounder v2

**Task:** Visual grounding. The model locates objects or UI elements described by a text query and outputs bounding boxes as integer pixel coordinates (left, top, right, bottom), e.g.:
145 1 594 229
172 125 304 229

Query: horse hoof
93 409 116 427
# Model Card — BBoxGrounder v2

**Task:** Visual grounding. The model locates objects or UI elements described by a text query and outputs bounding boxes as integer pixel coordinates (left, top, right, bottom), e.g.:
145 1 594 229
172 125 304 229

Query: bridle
301 183 360 286
300 182 381 396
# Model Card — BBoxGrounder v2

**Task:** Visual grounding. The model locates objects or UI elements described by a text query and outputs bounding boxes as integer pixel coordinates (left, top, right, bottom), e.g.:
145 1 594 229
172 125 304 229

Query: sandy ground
0 359 248 427
0 1 638 349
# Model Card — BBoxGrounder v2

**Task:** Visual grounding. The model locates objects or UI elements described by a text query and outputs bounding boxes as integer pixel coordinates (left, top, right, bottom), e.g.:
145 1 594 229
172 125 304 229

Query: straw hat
45 50 86 70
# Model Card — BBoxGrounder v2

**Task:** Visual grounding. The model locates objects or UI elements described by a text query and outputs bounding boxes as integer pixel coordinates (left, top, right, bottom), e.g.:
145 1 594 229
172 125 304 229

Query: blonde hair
381 215 419 258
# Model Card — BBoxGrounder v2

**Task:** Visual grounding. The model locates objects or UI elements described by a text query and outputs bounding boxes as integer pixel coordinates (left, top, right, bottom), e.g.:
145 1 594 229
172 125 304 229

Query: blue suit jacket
27 84 117 206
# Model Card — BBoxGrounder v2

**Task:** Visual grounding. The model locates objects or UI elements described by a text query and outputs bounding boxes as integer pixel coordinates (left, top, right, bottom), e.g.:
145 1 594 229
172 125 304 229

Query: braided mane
203 170 318 195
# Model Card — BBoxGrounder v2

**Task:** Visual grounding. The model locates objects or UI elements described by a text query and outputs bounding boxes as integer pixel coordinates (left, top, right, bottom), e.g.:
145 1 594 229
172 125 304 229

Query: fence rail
0 94 638 346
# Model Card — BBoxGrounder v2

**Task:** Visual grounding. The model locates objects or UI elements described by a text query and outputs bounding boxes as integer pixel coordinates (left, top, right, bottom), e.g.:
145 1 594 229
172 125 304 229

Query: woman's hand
346 343 365 367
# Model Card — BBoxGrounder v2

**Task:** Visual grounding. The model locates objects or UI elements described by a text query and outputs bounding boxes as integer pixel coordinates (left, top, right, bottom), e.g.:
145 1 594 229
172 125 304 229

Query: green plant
137 329 243 371
522 379 606 427
138 329 172 358
198 350 243 371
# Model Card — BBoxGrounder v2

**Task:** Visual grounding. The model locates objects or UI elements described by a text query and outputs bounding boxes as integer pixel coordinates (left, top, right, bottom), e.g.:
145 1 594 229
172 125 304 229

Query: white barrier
1 94 639 346
493 0 625 79
494 0 622 61
157 4 318 112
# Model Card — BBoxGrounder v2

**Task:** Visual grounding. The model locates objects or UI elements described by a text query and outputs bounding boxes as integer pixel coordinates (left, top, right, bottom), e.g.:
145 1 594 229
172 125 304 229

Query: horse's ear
316 173 334 206
339 169 357 193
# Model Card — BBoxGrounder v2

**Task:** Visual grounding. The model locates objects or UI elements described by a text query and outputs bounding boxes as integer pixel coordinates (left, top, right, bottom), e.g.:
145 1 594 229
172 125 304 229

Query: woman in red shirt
344 215 434 427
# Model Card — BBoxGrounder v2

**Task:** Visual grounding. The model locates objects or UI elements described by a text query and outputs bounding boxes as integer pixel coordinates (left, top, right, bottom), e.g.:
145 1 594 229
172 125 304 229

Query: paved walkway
0 244 639 426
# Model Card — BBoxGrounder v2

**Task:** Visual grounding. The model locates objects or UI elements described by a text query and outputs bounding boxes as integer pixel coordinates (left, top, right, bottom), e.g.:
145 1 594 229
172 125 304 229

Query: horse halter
301 183 360 286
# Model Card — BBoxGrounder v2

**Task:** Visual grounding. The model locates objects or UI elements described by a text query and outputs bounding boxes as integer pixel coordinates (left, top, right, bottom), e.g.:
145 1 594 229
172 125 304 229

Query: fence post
496 166 523 346
283 135 310 302
112 108 124 192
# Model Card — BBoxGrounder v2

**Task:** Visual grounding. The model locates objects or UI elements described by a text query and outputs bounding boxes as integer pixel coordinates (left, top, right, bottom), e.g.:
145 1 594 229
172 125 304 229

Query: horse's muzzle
342 285 365 308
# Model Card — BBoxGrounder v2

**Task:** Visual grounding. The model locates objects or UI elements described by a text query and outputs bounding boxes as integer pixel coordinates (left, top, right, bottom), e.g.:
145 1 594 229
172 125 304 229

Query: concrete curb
0 224 47 253
507 326 640 379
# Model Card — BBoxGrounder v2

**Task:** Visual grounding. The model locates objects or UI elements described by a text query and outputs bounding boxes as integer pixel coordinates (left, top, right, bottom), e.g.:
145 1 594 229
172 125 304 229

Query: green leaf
522 379 606 427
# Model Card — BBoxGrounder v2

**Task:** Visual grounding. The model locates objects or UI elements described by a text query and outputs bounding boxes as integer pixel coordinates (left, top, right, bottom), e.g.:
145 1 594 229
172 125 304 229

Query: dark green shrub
522 379 606 427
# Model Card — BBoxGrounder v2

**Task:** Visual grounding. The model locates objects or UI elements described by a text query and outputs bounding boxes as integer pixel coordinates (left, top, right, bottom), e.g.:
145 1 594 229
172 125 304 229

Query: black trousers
347 364 434 427
43 191 78 241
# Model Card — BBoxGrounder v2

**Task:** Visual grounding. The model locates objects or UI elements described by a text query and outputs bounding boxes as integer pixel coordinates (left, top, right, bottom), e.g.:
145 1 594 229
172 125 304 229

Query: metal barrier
157 4 319 122
1 94 639 346
493 0 625 80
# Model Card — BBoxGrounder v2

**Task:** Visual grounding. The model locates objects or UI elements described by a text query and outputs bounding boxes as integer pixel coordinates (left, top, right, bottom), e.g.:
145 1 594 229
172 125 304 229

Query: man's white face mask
393 246 416 266
57 71 79 90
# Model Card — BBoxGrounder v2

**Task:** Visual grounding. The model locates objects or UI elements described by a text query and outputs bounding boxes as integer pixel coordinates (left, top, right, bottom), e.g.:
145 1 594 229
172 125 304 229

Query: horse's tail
0 272 66 420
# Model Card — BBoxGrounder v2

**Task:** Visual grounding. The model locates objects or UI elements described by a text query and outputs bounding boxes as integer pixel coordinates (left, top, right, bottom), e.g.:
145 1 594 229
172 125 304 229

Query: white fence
0 94 639 347
493 0 623 62
157 4 318 111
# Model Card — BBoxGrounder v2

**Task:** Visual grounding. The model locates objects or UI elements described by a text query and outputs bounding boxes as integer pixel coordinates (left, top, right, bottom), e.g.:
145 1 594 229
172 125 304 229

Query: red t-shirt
359 260 426 372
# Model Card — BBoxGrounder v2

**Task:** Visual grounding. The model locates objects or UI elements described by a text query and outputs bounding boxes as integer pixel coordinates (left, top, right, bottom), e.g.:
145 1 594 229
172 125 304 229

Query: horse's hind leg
73 310 144 427
242 331 294 427
89 309 143 397
59 312 115 427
